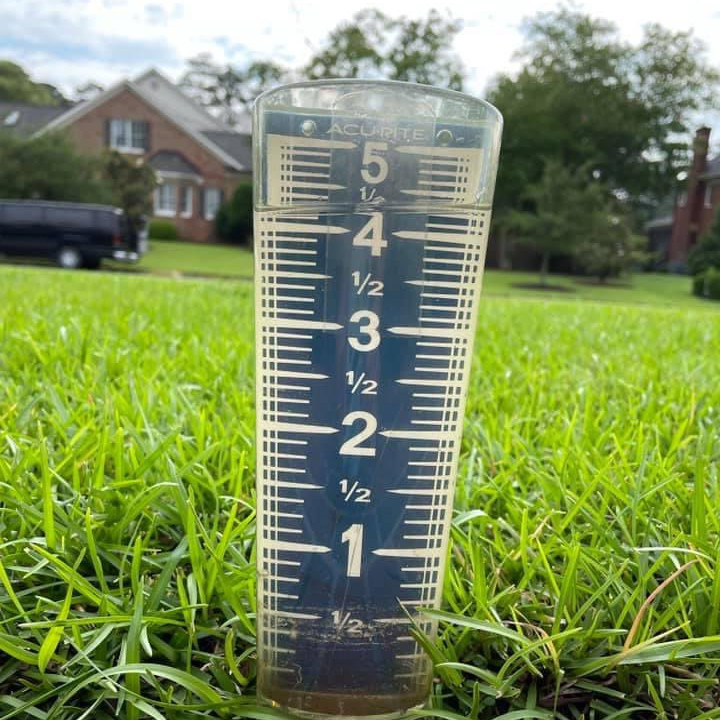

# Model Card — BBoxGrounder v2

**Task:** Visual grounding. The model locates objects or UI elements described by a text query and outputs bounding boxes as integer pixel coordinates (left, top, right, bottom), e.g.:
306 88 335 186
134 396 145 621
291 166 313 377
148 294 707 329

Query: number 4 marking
353 213 388 257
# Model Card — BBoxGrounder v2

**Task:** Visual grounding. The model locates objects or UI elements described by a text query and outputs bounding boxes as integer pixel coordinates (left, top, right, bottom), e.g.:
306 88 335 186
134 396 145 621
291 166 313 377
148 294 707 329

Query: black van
0 200 147 269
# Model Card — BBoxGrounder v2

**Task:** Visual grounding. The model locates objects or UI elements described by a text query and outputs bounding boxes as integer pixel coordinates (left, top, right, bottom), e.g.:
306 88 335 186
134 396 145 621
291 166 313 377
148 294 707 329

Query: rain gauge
253 80 502 718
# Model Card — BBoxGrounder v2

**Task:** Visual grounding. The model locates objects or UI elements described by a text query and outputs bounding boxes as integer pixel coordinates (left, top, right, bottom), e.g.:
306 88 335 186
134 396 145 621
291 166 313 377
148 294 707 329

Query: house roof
35 69 251 172
701 155 720 180
201 130 252 168
0 102 70 136
148 150 202 176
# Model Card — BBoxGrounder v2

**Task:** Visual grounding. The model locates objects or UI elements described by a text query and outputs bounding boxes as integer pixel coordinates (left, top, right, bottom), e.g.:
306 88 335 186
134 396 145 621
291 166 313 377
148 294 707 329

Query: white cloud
0 0 718 103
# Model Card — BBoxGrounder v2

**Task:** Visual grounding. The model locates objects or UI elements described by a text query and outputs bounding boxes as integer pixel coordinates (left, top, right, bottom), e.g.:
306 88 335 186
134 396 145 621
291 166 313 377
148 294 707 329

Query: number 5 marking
361 141 388 184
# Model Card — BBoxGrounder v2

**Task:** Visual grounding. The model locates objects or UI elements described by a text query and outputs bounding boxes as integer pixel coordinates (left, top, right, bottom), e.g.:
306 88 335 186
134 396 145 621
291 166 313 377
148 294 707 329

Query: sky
2 0 720 123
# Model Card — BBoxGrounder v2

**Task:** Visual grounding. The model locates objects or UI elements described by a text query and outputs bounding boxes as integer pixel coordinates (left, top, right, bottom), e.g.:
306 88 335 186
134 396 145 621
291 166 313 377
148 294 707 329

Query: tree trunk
540 251 550 286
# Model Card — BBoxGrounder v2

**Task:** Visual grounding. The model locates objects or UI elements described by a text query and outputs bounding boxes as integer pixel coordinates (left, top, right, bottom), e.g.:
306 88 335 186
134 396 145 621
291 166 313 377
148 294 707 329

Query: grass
1 264 720 719
111 239 708 309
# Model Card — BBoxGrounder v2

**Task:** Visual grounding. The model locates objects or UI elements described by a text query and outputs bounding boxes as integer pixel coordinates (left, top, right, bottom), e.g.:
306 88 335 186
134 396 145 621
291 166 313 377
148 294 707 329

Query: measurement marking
278 359 312 366
275 575 301 583
405 504 437 510
277 411 310 419
414 354 451 361
403 520 436 525
263 610 320 620
265 421 338 434
276 398 311 405
404 534 444 541
412 392 447 398
414 365 450 372
276 332 313 340
269 236 319 244
375 618 412 625
418 306 459 315
264 319 342 331
274 284 316 291
275 466 307 474
397 652 428 659
262 370 328 380
407 474 451 481
273 647 297 655
394 230 472 244
274 345 312 352
264 540 331 553
411 405 444 412
279 527 303 534
268 220 348 235
397 378 463 387
373 547 443 558
265 591 300 599
417 341 452 348
263 271 329 280
420 269 465 277
274 248 317 256
266 480 321 490
276 496 305 504
410 420 444 427
273 384 311 392
389 488 451 497
276 308 316 316
274 438 309 446
388 326 458 339
380 430 454 440
406 279 465 289
265 511 303 519
276 296 316 304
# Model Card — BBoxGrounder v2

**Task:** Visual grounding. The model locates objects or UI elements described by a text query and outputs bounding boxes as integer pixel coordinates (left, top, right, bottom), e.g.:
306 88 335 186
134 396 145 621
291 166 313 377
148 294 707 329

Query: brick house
0 69 252 242
662 127 720 269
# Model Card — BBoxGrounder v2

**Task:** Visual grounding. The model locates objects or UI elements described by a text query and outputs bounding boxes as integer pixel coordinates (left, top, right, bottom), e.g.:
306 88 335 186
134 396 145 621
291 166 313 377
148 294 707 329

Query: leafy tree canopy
304 9 464 89
180 55 286 126
0 60 66 105
489 7 719 218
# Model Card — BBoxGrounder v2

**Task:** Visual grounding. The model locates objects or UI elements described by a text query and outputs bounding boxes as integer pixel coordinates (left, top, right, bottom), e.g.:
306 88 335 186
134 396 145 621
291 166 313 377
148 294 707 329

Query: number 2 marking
339 411 377 457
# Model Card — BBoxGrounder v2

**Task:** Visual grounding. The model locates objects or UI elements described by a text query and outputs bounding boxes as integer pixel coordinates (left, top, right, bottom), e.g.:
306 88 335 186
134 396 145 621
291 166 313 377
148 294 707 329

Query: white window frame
109 118 146 154
154 183 177 217
180 186 194 218
204 187 222 221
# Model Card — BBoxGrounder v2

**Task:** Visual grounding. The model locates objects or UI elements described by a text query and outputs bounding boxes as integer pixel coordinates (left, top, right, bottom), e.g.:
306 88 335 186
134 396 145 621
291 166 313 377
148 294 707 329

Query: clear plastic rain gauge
253 80 502 718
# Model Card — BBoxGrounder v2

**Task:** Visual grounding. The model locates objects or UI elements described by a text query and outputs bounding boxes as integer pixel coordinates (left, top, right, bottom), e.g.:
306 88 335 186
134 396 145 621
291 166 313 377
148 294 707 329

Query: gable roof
0 101 70 136
201 130 252 168
37 69 251 172
148 150 202 176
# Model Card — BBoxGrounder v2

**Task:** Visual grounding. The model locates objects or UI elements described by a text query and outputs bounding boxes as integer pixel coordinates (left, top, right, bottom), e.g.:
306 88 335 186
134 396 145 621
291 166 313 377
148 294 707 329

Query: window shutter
105 119 112 148
199 188 206 220
143 120 150 152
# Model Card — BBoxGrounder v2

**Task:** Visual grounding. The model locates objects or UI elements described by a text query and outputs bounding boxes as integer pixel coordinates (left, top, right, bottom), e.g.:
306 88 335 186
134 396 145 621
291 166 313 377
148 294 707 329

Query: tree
488 8 719 227
688 209 720 277
0 60 66 105
180 55 286 126
0 132 111 203
100 151 156 230
304 9 464 89
216 182 253 245
574 218 648 282
509 159 637 285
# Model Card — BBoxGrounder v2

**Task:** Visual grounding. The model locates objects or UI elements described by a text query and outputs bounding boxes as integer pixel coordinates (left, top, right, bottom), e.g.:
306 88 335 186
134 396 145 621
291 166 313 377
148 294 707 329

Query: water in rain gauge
253 80 502 718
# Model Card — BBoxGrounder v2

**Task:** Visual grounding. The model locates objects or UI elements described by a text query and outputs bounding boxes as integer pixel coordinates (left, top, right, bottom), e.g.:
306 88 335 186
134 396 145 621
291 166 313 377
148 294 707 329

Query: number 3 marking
348 310 380 352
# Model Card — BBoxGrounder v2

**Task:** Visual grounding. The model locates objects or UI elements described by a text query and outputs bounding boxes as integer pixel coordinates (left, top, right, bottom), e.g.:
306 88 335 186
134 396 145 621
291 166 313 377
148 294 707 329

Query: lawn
1 264 719 719
109 238 709 310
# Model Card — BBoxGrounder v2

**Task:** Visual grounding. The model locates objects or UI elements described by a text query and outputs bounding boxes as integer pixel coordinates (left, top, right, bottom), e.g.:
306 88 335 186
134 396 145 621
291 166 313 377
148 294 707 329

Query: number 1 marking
341 523 364 577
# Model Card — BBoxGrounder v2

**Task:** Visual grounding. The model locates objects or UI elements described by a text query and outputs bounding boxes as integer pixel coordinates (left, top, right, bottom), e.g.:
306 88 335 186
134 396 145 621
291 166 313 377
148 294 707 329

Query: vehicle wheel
57 247 82 269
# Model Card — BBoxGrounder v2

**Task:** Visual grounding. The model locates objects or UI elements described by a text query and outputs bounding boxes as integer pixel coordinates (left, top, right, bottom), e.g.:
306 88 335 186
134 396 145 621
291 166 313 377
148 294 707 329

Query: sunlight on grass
1 265 719 718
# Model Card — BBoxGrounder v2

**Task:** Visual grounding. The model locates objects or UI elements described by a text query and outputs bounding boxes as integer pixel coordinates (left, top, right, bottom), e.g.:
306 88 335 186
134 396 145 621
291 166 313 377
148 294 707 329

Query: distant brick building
0 69 251 242
666 127 720 269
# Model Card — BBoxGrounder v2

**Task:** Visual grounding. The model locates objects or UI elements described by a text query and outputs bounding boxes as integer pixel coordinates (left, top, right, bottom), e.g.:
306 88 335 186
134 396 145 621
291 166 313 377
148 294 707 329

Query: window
204 188 222 220
181 186 193 218
705 184 713 208
154 183 177 216
109 119 147 153
46 208 90 228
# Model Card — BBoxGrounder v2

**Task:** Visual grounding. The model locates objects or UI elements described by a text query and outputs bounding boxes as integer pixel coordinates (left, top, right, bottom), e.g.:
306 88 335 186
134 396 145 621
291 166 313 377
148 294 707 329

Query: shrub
688 209 720 277
216 182 253 245
149 219 179 240
693 268 720 300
